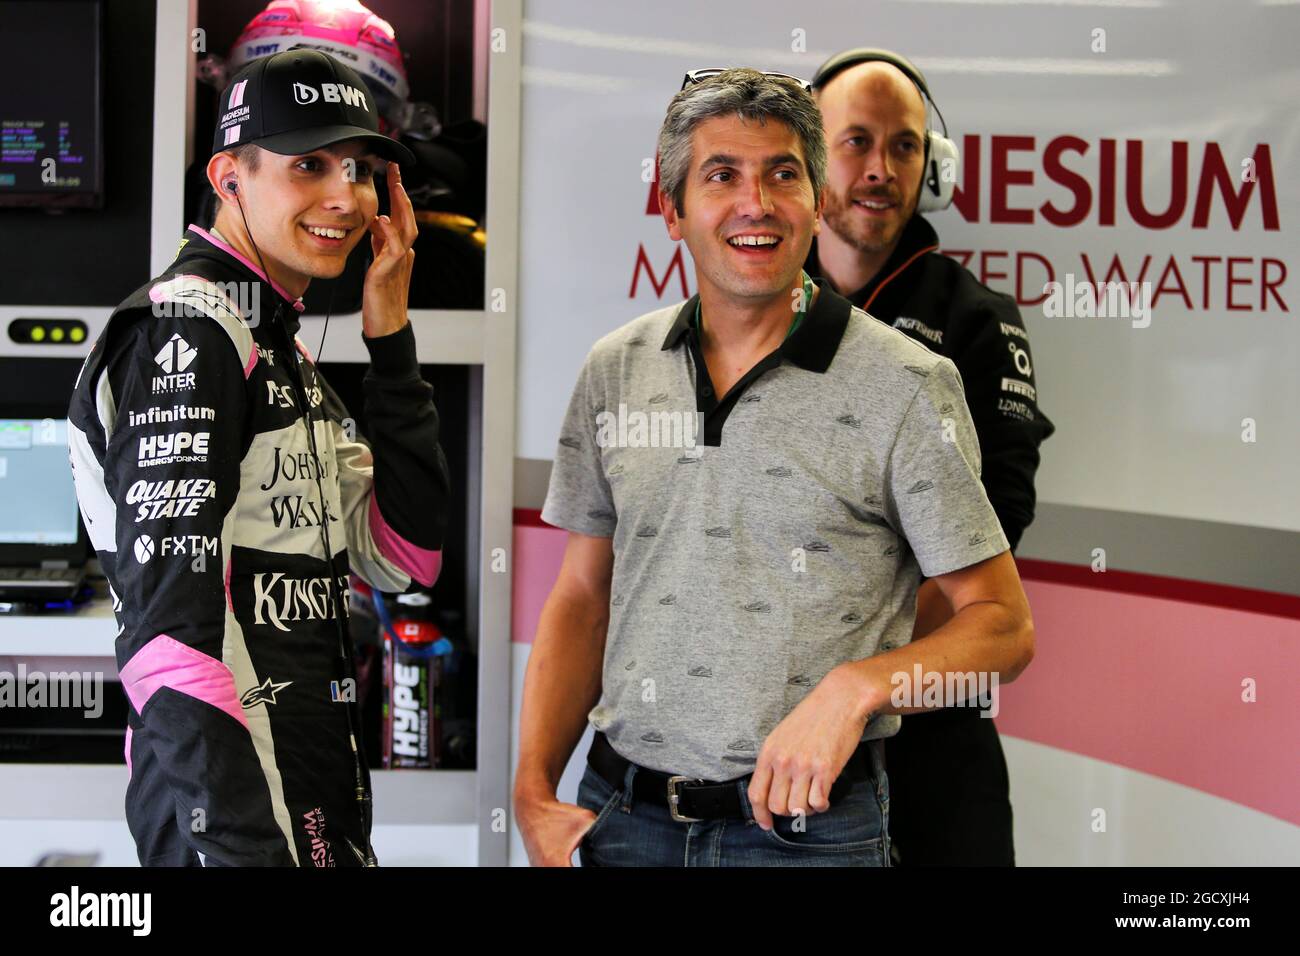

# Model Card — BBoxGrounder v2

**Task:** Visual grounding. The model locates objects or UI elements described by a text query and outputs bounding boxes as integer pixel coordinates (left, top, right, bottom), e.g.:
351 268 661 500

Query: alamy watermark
595 403 704 451
0 665 103 718
150 279 262 328
1042 276 1152 328
890 665 1000 718
50 886 150 936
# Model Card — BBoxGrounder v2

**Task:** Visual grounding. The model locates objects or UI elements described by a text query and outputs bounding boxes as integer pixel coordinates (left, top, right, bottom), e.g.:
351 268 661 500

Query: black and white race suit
68 224 451 866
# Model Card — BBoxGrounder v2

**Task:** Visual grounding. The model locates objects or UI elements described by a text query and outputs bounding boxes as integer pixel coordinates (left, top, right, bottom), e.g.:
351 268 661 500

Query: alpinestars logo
240 677 292 709
252 572 351 632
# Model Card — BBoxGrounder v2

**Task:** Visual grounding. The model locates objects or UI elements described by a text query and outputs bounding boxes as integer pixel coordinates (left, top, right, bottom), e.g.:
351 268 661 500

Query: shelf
371 768 477 825
0 763 477 825
298 309 489 366
0 598 118 658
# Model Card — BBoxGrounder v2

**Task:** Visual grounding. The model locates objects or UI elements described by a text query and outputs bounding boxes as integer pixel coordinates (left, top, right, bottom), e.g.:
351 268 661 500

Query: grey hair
657 68 827 216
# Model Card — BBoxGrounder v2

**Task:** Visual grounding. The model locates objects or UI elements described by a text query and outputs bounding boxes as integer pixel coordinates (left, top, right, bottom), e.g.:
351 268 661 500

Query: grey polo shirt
541 280 1010 782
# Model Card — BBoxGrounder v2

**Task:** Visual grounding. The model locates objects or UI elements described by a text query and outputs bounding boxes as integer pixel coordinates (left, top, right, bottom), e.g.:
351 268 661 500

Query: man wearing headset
806 49 1056 866
67 50 451 866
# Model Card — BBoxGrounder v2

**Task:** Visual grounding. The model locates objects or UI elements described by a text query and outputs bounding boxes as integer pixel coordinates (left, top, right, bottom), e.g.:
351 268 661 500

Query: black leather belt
588 731 878 823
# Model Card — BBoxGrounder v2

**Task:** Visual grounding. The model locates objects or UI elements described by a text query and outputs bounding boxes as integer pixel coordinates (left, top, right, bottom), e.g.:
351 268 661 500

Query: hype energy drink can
382 618 443 769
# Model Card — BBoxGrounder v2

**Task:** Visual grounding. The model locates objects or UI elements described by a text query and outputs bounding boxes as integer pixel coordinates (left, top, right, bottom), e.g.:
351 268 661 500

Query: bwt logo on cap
292 81 369 111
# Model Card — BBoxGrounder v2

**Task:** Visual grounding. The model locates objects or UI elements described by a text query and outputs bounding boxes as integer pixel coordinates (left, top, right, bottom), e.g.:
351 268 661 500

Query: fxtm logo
132 534 217 565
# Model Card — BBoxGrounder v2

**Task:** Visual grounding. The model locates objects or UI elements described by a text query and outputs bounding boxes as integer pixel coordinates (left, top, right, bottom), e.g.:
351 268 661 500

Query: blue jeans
576 741 891 867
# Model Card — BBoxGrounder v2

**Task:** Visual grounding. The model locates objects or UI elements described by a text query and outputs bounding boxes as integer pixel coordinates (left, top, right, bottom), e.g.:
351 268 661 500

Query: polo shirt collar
659 277 852 374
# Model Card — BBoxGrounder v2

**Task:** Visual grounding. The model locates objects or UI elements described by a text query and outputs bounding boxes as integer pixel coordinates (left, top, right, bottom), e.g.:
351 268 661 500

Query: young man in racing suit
67 50 451 866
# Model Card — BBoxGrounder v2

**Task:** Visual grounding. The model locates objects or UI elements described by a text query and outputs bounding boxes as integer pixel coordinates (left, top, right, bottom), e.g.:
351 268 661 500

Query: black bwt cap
213 48 414 168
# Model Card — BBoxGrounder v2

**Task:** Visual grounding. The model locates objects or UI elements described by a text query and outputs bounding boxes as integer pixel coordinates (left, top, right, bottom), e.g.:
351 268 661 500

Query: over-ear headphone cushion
917 134 959 212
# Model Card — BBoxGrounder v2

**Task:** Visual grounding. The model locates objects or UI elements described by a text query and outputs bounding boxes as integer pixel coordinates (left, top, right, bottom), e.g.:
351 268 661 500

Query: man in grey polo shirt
514 68 1035 868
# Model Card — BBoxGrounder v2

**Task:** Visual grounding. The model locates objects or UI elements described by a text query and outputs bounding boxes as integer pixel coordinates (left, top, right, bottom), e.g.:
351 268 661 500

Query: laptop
0 417 89 603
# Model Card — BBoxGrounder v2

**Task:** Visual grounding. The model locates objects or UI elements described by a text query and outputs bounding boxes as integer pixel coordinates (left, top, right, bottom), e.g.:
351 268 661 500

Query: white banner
517 0 1300 532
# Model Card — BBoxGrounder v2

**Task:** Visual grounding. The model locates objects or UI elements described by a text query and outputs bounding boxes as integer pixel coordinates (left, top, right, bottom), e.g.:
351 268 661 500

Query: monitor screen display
0 1 103 208
0 419 80 545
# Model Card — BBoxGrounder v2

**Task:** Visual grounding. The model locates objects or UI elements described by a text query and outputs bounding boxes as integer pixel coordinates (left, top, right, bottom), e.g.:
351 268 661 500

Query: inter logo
153 334 197 374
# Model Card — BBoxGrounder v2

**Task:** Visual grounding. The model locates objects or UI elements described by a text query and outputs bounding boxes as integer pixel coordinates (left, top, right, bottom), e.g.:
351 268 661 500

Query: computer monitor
0 418 86 565
0 0 104 209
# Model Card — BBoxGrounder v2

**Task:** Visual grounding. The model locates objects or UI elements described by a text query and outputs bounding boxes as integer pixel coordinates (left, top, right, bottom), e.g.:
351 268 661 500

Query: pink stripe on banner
118 635 249 730
369 495 442 587
508 517 1300 825
188 224 307 313
998 580 1300 827
512 523 568 646
124 725 133 779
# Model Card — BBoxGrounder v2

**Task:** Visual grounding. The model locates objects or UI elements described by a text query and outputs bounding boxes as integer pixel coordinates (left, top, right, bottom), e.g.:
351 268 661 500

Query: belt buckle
666 775 704 823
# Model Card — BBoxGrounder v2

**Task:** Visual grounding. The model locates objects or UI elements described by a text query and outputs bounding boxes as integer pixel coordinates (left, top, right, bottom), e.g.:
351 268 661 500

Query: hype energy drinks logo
383 620 441 769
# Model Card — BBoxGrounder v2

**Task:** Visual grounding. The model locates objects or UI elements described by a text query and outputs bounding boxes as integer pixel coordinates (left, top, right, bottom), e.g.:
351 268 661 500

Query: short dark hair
657 68 827 216
224 142 262 173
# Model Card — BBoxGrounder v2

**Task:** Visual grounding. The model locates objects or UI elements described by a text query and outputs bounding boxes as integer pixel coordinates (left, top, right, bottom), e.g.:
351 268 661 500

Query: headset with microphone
810 48 959 213
223 174 377 867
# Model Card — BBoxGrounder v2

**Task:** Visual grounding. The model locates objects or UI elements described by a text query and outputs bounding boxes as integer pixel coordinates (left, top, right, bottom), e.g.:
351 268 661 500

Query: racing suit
807 215 1055 865
67 224 451 866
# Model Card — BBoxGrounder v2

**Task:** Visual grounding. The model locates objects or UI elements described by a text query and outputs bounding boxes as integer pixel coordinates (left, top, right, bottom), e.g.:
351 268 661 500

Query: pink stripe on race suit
243 348 258 379
147 273 219 304
118 635 249 730
124 725 133 779
369 495 442 587
188 224 307 313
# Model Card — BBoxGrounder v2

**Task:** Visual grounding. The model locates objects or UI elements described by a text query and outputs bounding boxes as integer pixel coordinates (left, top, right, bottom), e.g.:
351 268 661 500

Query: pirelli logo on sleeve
1001 377 1037 402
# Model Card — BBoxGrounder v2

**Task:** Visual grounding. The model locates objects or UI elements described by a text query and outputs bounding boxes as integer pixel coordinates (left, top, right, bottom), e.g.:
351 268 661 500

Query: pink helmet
228 0 412 134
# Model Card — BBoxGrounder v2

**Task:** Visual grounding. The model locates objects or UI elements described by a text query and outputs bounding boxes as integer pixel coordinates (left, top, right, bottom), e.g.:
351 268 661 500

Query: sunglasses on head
680 68 813 92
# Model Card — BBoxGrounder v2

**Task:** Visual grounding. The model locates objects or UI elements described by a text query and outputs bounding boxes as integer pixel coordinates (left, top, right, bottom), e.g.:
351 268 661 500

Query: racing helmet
227 0 437 139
